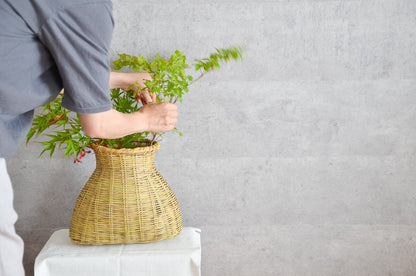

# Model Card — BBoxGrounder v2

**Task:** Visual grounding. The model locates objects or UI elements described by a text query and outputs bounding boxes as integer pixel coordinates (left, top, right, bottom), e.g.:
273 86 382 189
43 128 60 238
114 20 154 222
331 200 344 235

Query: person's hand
124 72 156 104
135 72 152 90
138 102 178 133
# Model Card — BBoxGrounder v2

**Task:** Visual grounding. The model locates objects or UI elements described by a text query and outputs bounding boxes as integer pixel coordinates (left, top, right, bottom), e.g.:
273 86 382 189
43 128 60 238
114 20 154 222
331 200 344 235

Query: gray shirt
0 0 114 160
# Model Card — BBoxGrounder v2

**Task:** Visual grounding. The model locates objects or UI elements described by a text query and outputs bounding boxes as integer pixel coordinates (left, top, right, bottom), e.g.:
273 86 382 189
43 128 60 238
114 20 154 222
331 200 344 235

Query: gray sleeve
38 1 114 114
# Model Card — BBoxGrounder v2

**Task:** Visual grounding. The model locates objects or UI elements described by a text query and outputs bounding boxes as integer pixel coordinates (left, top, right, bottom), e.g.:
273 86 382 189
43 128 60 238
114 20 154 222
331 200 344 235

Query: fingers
136 89 153 104
141 90 153 104
128 72 154 104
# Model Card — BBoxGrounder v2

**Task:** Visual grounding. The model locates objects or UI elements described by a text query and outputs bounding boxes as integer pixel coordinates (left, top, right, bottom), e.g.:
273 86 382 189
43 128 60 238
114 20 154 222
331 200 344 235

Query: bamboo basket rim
89 140 160 155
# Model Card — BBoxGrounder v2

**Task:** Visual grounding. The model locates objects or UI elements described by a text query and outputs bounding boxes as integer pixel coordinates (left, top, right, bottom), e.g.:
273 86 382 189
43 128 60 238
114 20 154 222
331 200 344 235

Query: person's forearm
109 72 137 90
80 109 146 139
79 103 178 139
109 72 152 91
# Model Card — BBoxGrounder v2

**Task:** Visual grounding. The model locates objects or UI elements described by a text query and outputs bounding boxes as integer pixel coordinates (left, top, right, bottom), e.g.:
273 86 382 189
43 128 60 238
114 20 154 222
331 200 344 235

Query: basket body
69 142 182 245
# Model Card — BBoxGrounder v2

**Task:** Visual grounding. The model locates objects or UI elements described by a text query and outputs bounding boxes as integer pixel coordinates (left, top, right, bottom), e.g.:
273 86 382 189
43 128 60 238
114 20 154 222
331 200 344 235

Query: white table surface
35 227 201 276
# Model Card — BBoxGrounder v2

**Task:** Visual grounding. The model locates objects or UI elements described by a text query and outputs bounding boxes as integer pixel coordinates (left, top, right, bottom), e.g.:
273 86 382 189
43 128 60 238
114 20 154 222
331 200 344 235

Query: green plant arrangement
27 46 244 163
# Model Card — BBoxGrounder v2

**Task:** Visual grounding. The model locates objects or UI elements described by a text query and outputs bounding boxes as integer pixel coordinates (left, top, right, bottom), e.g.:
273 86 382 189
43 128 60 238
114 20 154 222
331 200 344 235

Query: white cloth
35 228 201 276
0 158 25 276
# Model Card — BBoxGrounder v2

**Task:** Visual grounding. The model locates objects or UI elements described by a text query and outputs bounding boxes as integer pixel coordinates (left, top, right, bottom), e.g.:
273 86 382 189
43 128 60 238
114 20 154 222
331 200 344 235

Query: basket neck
91 143 159 170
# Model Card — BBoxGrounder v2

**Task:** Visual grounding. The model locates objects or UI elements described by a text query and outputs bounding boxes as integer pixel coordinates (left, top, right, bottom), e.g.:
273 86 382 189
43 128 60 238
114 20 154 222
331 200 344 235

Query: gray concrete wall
7 0 416 275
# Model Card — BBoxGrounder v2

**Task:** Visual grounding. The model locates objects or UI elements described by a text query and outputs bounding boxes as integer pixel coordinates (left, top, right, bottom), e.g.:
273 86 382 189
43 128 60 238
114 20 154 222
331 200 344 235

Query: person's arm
109 72 150 90
39 3 172 139
79 102 178 139
80 71 175 139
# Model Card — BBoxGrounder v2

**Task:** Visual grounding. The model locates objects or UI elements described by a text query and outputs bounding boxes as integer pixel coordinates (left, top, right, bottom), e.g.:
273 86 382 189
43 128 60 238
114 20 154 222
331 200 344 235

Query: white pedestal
35 228 201 276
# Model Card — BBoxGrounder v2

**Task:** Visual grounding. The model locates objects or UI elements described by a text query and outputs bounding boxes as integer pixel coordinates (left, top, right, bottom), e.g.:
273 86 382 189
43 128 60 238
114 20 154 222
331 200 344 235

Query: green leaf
26 128 36 145
49 143 56 157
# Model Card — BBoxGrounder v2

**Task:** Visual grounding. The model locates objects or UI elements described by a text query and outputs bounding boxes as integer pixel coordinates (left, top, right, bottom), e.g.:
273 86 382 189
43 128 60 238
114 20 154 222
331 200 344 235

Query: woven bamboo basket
69 141 182 245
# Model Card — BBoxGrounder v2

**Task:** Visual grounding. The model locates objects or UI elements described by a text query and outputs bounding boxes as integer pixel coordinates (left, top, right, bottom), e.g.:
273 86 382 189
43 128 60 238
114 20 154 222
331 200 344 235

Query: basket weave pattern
69 142 182 244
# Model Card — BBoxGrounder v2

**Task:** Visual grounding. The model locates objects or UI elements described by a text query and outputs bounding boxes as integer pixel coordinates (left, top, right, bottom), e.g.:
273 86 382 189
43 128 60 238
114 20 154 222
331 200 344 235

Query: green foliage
27 94 92 163
114 50 193 104
194 46 244 72
27 46 244 163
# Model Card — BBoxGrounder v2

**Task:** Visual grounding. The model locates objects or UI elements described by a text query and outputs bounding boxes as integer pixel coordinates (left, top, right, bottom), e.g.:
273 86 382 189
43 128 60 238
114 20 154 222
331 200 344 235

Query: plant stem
190 71 208 86
151 133 157 144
